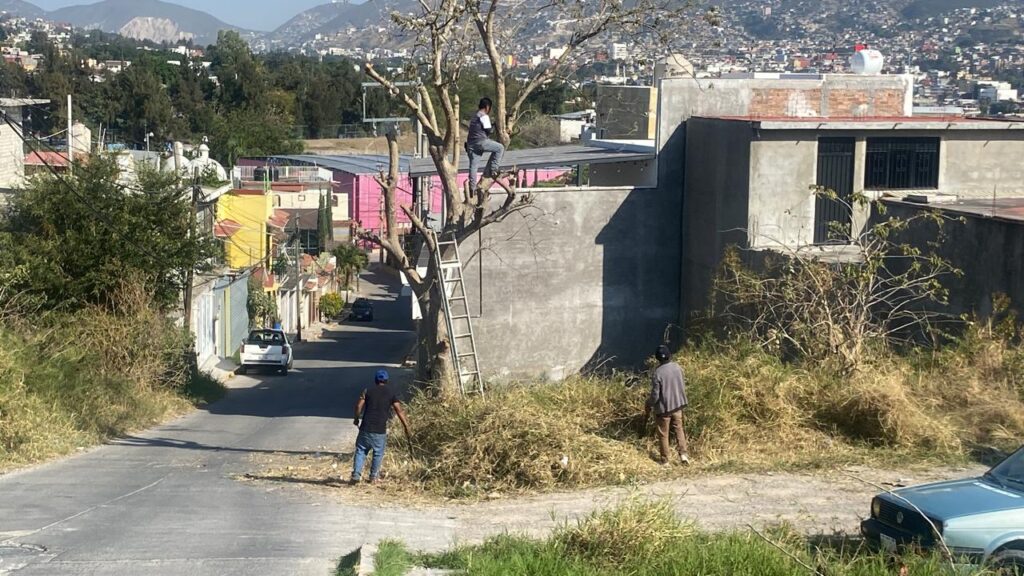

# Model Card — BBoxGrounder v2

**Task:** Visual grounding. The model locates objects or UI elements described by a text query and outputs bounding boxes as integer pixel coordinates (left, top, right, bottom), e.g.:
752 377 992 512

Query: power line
1 109 195 271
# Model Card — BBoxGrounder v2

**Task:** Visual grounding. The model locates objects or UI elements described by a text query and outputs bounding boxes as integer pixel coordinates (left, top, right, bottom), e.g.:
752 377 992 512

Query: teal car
862 446 1024 573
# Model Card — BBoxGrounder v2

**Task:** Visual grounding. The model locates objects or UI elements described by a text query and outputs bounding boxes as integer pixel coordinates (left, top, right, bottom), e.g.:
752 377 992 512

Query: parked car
350 298 374 322
238 329 293 375
861 446 1024 573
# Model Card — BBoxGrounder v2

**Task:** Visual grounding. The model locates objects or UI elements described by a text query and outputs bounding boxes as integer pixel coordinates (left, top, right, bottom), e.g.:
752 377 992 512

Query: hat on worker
375 369 389 383
655 345 671 362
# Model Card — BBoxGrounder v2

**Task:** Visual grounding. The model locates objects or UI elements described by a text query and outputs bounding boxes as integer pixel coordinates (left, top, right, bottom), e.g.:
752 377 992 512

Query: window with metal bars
865 137 940 190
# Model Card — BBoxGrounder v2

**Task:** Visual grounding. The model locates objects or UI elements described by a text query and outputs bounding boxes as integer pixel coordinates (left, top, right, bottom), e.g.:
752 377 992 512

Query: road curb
356 542 377 576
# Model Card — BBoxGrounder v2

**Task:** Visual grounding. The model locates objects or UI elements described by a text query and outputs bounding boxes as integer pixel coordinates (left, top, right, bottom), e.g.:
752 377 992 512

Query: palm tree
332 243 369 299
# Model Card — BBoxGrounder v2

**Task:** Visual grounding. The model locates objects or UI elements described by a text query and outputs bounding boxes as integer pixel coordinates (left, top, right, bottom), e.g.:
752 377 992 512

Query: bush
387 375 662 496
387 330 1024 495
0 285 219 469
320 293 345 320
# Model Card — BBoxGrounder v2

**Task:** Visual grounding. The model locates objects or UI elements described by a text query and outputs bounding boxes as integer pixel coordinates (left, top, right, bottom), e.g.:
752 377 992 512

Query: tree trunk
415 285 458 398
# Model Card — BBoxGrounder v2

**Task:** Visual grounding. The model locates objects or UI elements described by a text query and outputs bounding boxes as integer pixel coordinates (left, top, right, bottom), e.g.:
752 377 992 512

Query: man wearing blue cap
351 368 411 484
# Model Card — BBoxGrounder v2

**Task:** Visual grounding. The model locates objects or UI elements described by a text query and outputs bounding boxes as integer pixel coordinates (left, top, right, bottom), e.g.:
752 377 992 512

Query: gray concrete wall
462 185 680 380
939 131 1024 198
680 118 752 317
747 132 819 248
0 107 24 190
878 201 1024 319
596 86 657 139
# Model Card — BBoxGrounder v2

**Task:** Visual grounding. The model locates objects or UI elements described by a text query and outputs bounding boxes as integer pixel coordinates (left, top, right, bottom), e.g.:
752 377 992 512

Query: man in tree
645 345 690 466
351 369 411 484
466 97 505 194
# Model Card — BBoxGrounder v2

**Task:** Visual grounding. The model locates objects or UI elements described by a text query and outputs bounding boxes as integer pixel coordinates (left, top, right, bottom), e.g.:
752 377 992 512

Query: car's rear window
248 330 285 344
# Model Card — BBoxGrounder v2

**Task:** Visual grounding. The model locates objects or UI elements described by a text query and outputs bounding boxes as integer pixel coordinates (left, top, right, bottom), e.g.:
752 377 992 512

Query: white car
238 329 293 375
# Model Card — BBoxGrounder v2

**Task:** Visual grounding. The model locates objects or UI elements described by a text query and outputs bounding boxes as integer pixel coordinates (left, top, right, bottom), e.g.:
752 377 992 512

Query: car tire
237 365 247 375
992 550 1024 576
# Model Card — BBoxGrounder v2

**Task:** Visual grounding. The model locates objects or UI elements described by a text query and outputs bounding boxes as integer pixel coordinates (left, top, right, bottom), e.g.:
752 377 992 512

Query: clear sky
30 0 334 31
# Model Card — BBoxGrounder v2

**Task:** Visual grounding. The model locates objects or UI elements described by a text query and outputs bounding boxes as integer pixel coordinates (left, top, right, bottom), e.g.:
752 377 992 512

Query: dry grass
381 375 670 497
366 332 1024 498
0 288 218 470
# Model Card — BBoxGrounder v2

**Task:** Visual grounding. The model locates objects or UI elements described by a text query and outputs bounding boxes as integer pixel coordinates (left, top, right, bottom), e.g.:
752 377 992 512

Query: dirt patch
242 450 984 539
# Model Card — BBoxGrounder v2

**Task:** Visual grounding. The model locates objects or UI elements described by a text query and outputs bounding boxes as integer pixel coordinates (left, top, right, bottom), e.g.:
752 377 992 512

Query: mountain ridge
46 0 243 44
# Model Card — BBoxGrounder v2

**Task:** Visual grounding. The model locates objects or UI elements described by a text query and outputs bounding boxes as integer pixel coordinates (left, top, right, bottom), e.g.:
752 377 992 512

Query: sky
30 0 335 31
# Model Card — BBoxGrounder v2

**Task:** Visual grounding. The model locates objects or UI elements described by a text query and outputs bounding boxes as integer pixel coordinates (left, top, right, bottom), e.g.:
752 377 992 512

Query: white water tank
851 49 884 75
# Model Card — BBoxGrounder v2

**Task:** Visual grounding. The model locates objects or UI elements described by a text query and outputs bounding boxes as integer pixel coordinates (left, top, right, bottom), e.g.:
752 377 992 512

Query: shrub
0 284 217 469
320 293 345 320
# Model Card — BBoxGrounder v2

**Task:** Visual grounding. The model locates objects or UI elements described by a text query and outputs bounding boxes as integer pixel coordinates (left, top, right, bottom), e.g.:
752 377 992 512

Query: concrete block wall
462 185 680 380
0 109 24 190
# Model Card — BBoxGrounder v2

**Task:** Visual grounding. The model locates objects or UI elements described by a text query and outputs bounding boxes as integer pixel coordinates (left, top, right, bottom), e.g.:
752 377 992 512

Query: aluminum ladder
433 233 484 395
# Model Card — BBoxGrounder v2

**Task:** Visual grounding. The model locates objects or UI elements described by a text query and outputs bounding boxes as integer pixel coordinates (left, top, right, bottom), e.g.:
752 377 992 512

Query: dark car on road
350 298 374 322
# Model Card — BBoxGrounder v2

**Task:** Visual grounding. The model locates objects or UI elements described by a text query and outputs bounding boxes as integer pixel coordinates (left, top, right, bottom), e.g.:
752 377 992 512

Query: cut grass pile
381 333 1024 497
369 499 971 576
0 302 225 469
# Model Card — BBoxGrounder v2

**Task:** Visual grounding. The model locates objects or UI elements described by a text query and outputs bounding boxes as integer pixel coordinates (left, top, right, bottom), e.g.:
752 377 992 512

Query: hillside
48 0 241 44
901 0 1015 19
272 0 411 43
0 0 43 18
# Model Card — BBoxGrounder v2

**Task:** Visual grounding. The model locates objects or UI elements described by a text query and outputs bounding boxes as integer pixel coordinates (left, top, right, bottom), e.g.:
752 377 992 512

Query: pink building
243 154 567 240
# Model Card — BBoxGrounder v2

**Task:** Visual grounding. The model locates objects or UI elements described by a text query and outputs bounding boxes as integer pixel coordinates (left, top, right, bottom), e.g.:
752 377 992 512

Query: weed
374 540 414 576
416 499 980 576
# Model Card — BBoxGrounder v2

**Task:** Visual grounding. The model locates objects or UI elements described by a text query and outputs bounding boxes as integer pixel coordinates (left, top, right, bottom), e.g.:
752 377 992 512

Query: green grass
411 500 982 576
185 372 227 405
374 540 414 576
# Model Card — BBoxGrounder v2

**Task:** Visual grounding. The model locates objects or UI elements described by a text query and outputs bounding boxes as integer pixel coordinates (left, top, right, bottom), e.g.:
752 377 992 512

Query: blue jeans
467 138 505 191
352 430 387 481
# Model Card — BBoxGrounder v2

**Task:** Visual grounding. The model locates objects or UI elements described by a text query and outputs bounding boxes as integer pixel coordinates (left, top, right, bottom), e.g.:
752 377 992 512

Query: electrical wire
1 109 196 269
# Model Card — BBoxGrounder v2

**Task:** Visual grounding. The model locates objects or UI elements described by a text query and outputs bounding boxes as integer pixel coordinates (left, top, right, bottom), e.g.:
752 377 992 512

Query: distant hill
48 0 242 44
0 0 43 19
901 0 1015 19
272 0 418 43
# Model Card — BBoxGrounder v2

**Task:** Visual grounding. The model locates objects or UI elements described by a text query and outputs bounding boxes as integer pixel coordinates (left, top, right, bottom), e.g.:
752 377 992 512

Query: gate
814 138 856 244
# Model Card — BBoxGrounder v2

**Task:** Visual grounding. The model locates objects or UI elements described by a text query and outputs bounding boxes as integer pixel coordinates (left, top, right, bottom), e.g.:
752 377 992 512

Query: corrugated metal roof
884 197 1024 224
270 154 412 175
408 144 656 177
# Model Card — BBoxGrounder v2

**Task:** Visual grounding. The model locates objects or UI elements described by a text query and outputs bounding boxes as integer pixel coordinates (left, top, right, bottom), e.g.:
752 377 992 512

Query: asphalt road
0 268 420 576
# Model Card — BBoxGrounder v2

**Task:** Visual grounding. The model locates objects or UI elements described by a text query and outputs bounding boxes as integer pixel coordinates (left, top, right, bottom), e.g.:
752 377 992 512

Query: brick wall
748 87 907 118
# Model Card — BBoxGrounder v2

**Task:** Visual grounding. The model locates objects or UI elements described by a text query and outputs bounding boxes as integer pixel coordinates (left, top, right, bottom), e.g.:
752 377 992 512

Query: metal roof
700 116 1024 131
884 196 1024 225
408 143 656 178
269 154 412 175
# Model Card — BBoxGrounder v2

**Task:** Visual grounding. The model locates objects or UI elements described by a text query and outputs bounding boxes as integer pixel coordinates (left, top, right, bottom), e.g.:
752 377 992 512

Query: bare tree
713 190 963 372
362 0 698 392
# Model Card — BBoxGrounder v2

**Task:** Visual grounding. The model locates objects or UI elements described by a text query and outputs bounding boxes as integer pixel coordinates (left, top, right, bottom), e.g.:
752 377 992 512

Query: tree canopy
0 157 219 312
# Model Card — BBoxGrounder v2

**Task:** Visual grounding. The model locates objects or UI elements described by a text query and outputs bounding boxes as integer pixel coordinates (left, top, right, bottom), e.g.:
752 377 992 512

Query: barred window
865 138 940 190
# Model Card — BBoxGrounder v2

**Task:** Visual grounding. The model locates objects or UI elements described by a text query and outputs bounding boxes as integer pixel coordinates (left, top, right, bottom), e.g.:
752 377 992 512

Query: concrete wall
681 118 752 317
461 185 680 380
657 75 914 154
939 131 1024 198
879 201 1024 319
217 273 250 357
747 132 819 248
596 85 658 139
0 107 24 191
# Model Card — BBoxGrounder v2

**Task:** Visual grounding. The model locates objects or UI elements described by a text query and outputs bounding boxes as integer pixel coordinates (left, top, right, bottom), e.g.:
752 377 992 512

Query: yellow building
216 189 277 270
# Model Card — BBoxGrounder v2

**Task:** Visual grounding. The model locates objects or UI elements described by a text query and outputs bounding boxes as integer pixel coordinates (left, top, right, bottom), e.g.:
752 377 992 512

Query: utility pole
66 94 73 172
183 165 200 333
293 216 303 343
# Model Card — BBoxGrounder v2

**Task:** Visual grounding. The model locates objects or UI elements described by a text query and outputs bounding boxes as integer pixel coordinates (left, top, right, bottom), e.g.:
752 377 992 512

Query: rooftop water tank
851 49 884 75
